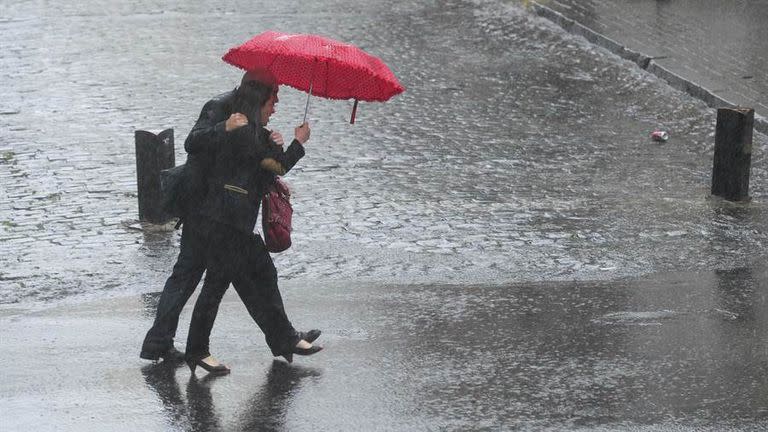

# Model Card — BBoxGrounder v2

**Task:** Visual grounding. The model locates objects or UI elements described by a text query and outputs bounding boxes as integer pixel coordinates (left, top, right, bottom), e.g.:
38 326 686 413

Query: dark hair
231 80 275 127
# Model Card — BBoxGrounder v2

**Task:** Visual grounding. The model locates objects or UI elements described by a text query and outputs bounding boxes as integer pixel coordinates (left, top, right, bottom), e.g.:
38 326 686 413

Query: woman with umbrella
183 70 322 375
182 31 403 374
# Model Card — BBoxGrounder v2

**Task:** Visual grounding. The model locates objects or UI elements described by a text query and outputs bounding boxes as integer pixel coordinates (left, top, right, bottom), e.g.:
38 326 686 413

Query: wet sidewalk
2 267 767 431
531 0 768 134
2 0 768 429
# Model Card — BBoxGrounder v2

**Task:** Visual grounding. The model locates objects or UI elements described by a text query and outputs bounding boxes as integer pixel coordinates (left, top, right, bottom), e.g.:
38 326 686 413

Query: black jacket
180 90 237 218
184 90 236 158
185 90 305 234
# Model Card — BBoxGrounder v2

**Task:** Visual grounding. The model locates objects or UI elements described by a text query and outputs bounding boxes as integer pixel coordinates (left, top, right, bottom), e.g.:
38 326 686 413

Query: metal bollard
135 128 175 223
711 108 753 202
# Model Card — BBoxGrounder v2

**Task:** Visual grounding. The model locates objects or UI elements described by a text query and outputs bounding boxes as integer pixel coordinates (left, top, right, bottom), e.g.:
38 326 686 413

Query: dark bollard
711 108 753 202
135 128 175 223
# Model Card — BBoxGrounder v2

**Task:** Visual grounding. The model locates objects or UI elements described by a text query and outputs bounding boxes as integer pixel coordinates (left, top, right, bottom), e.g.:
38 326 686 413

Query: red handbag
262 177 292 252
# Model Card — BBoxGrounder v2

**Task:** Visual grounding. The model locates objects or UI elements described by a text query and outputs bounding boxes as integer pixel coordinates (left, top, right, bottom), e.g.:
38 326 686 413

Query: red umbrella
222 31 405 123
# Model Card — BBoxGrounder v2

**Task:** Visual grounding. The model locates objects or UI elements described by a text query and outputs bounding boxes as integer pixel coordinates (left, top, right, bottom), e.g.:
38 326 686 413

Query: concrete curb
531 2 768 136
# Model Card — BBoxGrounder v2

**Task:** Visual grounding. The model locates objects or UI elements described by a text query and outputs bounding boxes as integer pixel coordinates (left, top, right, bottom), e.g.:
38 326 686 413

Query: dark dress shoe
281 343 323 363
140 345 185 363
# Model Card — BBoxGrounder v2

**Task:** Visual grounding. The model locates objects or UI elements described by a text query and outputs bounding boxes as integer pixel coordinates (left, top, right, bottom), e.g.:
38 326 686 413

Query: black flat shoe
186 357 230 376
298 329 322 344
282 343 323 364
140 345 185 364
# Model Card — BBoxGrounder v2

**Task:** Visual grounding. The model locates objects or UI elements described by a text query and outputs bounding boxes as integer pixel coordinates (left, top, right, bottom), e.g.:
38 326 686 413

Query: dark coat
184 90 305 234
184 90 236 157
180 90 237 217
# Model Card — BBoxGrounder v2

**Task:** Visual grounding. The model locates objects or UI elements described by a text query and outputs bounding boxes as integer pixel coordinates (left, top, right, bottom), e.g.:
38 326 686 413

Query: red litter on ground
650 130 669 141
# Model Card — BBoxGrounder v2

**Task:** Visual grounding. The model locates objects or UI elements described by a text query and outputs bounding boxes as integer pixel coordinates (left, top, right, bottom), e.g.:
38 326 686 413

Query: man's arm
184 98 231 154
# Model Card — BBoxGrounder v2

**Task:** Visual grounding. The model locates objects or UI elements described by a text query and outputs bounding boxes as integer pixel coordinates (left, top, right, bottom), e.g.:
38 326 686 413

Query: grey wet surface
535 0 768 121
2 267 768 431
1 0 768 430
1 0 766 306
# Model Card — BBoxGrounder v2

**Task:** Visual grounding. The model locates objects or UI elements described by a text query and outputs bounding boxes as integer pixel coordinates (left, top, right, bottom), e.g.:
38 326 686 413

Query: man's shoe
160 346 186 363
281 338 323 364
140 345 185 363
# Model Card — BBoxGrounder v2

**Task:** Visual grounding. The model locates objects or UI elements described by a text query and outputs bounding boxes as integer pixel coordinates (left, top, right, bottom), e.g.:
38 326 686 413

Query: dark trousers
141 217 226 354
185 221 298 361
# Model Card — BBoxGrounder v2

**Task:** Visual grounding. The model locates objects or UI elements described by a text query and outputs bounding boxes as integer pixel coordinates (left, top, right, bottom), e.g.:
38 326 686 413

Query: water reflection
142 360 322 431
235 361 323 432
141 362 191 429
714 267 756 322
705 198 765 263
369 266 768 428
186 375 224 432
616 266 768 422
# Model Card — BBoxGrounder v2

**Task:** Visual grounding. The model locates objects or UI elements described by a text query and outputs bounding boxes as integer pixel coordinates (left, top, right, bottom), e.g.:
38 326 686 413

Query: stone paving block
533 0 768 134
0 0 765 310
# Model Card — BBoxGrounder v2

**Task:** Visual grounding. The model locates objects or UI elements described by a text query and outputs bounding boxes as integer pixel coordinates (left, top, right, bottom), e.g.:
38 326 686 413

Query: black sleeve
184 99 229 155
258 139 305 176
230 126 306 176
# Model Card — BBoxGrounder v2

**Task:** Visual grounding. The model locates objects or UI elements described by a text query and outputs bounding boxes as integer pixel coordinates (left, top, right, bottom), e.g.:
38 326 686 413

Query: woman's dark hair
231 80 275 127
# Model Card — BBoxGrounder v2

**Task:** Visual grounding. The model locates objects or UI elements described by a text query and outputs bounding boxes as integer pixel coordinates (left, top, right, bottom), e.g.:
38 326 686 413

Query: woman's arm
233 125 306 176
259 141 305 175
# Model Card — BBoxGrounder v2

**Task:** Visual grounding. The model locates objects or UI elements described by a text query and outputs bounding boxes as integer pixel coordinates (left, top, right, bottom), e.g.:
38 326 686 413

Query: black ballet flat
186 358 231 376
282 344 323 364
298 329 322 344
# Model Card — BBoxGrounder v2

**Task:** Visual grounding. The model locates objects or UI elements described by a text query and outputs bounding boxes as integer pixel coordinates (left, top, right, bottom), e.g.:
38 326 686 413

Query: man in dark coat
140 71 320 364
140 73 264 361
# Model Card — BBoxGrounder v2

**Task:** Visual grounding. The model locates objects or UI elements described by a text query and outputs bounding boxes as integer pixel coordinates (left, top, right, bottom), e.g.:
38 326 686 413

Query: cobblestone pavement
1 0 767 308
2 1 768 429
532 0 768 128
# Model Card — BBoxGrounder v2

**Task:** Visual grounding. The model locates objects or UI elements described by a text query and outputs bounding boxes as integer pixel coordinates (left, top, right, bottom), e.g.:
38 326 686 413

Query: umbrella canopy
222 31 405 103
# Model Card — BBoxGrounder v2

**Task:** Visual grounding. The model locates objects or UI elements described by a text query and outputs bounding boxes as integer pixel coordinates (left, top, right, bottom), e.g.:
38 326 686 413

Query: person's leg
184 269 230 362
141 220 206 359
183 222 236 374
231 235 300 357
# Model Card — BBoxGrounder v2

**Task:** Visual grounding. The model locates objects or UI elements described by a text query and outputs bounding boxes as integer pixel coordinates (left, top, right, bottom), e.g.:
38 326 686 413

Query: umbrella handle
303 80 313 124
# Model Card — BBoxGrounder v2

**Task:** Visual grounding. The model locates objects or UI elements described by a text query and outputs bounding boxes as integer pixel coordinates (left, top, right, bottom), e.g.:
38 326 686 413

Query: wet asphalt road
1 0 768 430
3 266 768 431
